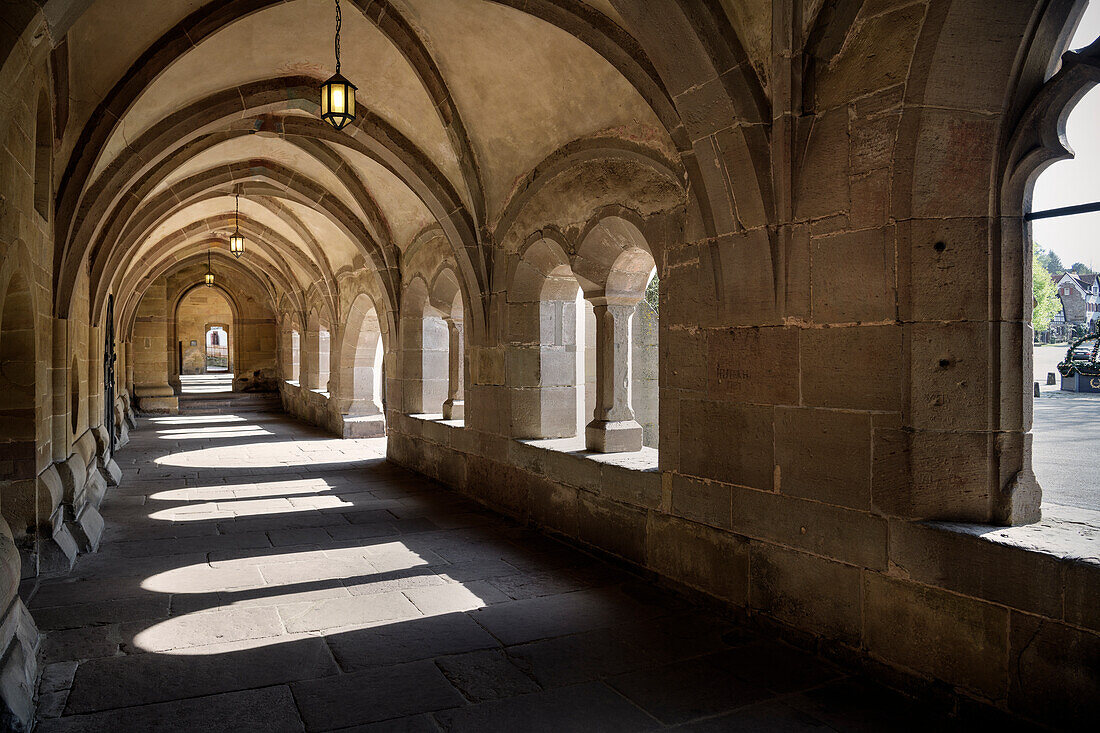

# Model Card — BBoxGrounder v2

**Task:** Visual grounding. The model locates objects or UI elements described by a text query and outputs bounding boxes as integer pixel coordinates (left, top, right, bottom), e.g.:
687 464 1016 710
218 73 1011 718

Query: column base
585 419 643 453
340 413 387 438
442 399 464 420
136 395 178 414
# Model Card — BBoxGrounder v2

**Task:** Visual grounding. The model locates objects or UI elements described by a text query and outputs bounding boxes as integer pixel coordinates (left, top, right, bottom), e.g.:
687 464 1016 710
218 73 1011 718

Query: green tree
1033 251 1060 334
645 272 659 313
1036 245 1064 275
1071 262 1094 274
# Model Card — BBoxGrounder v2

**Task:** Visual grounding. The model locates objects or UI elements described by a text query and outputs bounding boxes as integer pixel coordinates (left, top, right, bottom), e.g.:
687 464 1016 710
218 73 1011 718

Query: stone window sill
931 502 1099 563
405 413 657 472
408 413 464 428
519 436 659 472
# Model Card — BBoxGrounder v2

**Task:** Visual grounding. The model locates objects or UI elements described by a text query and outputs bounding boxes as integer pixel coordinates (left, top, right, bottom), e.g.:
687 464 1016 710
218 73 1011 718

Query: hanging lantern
319 0 357 130
229 192 245 258
205 249 215 287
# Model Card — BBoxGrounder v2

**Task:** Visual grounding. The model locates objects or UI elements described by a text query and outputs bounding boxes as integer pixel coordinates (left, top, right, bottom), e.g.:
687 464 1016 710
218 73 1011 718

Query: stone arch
429 266 466 420
286 310 302 385
1002 22 1100 523
506 236 584 439
33 90 51 220
399 277 449 415
573 213 656 298
57 83 448 325
173 285 236 377
329 293 387 438
572 214 658 452
886 0 1093 525
103 213 326 327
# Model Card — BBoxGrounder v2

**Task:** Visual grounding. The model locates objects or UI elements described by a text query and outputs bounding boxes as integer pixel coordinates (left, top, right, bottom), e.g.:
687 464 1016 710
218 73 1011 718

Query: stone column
131 280 177 413
442 318 464 420
51 317 69 461
302 327 320 390
585 299 643 452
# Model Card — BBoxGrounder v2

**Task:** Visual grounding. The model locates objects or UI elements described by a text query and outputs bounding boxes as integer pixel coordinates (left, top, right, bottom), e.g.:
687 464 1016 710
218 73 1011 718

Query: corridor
28 410 974 732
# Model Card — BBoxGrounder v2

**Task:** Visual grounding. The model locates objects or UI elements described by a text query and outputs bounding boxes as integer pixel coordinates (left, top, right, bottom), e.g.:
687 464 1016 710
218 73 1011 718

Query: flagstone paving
31 411 1019 731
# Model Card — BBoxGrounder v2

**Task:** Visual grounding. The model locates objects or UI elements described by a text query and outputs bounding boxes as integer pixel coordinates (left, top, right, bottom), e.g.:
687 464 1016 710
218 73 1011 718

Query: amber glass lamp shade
229 231 245 258
320 73 357 130
204 271 215 287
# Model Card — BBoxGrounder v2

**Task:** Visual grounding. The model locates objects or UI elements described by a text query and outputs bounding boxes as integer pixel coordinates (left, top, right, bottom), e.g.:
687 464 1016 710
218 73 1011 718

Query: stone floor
179 373 234 394
30 411 1018 732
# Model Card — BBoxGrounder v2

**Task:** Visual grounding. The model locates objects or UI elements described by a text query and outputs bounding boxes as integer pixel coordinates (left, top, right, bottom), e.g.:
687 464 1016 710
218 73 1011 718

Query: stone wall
388 412 1098 729
380 3 1100 727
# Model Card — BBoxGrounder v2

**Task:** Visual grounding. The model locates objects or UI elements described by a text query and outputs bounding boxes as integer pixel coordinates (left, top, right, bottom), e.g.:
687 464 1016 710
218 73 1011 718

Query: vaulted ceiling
42 0 682 327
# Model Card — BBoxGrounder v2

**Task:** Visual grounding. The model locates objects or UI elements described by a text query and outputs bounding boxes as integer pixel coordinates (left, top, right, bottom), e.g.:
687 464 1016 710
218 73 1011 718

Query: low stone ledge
898 504 1100 633
389 419 1099 728
402 413 660 507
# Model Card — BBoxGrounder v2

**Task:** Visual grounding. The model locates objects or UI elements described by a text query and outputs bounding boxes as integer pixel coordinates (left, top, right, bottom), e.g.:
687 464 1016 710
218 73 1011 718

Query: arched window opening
318 327 331 393
507 239 583 439
429 270 466 422
332 295 387 438
574 218 659 454
337 295 384 420
401 279 449 415
290 329 301 383
420 311 449 415
1028 6 1100 514
633 269 660 449
33 92 51 220
0 272 37 481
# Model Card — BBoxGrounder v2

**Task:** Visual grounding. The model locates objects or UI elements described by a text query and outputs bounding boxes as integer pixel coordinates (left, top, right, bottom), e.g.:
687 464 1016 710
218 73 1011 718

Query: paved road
1033 345 1099 510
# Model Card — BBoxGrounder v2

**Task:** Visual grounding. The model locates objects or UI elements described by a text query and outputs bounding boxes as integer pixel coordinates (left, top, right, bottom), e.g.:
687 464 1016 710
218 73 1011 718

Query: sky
1031 2 1100 270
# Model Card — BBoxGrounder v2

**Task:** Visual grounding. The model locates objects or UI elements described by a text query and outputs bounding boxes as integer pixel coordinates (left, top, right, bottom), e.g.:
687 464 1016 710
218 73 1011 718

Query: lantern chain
335 0 342 74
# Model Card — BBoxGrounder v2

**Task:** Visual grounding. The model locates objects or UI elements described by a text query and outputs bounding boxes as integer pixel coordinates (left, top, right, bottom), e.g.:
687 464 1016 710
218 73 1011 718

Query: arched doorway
176 287 234 376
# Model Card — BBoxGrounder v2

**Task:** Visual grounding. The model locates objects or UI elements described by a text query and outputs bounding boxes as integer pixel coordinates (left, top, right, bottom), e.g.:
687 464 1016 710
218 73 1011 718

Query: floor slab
32 410 1027 731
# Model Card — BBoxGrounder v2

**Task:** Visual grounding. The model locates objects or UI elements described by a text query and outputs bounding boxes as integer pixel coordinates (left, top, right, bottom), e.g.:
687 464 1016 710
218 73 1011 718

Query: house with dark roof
1052 271 1100 338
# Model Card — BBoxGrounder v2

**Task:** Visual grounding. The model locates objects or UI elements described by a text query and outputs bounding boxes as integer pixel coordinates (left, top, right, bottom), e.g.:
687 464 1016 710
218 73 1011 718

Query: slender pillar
585 299 643 452
131 281 178 414
302 327 321 390
442 318 465 420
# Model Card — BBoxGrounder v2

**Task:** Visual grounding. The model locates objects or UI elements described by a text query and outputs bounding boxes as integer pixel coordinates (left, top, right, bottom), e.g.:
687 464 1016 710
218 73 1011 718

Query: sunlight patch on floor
152 440 373 468
155 427 273 440
149 414 248 425
131 539 492 655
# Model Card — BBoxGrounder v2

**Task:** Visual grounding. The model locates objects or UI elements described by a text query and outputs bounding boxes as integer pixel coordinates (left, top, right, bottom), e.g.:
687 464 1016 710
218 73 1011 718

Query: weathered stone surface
810 228 893 324
731 486 887 570
800 326 903 412
1008 613 1100 727
0 4 1092 727
706 327 799 404
862 573 1009 698
774 407 872 509
888 520 1063 618
37 686 305 733
679 399 773 489
647 513 749 604
749 543 861 645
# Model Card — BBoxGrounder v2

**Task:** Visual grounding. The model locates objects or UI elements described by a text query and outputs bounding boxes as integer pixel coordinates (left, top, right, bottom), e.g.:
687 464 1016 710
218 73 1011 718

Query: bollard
1047 372 1057 385
1035 381 1041 397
